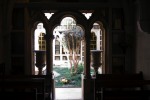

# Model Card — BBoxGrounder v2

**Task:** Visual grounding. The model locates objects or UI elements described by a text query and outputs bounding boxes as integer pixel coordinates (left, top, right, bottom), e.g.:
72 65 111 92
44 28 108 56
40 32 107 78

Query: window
38 32 46 50
55 40 60 55
90 32 97 50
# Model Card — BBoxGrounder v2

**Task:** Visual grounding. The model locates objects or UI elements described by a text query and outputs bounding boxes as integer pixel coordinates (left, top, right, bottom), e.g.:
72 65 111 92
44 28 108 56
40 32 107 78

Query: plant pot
34 50 46 75
91 50 103 75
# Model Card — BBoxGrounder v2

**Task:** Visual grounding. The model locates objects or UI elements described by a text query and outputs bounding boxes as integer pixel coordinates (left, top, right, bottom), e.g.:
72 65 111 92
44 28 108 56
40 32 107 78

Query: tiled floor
55 88 82 100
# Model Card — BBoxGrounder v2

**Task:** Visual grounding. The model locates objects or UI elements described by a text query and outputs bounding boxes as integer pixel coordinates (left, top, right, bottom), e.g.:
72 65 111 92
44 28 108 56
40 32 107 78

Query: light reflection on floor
55 88 82 100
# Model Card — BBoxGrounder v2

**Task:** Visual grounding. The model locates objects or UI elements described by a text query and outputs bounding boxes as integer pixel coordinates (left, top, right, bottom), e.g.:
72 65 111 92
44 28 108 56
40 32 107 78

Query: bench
94 72 150 100
0 79 44 100
0 75 53 100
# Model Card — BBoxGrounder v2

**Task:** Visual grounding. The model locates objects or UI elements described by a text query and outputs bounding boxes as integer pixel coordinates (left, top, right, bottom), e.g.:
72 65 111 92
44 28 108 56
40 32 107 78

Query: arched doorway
30 10 108 100
52 16 84 99
46 11 88 100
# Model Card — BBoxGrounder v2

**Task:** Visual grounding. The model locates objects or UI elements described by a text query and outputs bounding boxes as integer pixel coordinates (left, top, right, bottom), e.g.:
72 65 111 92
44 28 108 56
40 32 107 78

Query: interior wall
136 26 150 79
139 0 150 33
135 0 150 79
0 3 3 63
1 0 150 76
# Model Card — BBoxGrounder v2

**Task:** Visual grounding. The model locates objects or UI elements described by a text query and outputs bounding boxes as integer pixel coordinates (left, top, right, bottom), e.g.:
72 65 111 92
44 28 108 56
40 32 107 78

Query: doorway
32 10 106 100
52 16 84 100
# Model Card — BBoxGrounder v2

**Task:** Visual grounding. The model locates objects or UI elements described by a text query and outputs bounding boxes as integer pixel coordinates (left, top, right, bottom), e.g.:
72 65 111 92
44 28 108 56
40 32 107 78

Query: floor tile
55 88 82 100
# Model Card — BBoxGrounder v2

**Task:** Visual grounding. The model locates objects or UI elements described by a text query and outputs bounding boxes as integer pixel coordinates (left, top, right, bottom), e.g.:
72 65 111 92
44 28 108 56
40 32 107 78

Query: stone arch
27 9 110 99
47 10 91 77
29 11 49 75
88 11 109 73
49 10 87 32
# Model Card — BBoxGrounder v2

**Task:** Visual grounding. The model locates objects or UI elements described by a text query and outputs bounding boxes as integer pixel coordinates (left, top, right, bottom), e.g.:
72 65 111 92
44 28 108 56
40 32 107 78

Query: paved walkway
55 88 82 100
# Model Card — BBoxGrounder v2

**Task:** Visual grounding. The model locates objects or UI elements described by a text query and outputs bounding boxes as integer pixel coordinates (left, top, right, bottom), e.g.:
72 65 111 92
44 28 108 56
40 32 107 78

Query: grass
53 64 84 88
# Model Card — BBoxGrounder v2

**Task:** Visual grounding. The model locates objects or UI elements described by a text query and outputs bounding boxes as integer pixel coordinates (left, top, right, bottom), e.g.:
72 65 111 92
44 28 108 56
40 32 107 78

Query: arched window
38 32 46 50
90 32 97 50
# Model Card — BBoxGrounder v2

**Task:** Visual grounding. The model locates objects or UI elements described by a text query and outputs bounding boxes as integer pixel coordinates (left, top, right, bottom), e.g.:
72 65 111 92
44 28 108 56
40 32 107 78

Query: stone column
45 31 55 100
45 33 54 75
84 29 91 79
82 28 94 100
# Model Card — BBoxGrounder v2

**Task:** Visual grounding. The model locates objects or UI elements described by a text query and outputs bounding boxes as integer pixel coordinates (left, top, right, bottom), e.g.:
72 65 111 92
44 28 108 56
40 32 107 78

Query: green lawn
53 64 95 88
53 64 84 88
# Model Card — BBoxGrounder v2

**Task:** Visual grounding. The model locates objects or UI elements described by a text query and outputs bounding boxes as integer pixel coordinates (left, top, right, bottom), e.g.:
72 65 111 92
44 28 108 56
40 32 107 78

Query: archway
52 16 84 99
90 21 106 74
30 10 108 100
48 11 87 100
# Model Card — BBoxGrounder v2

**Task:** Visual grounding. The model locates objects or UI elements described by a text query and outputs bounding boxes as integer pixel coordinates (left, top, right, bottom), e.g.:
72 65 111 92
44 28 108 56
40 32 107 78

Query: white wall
136 21 150 79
